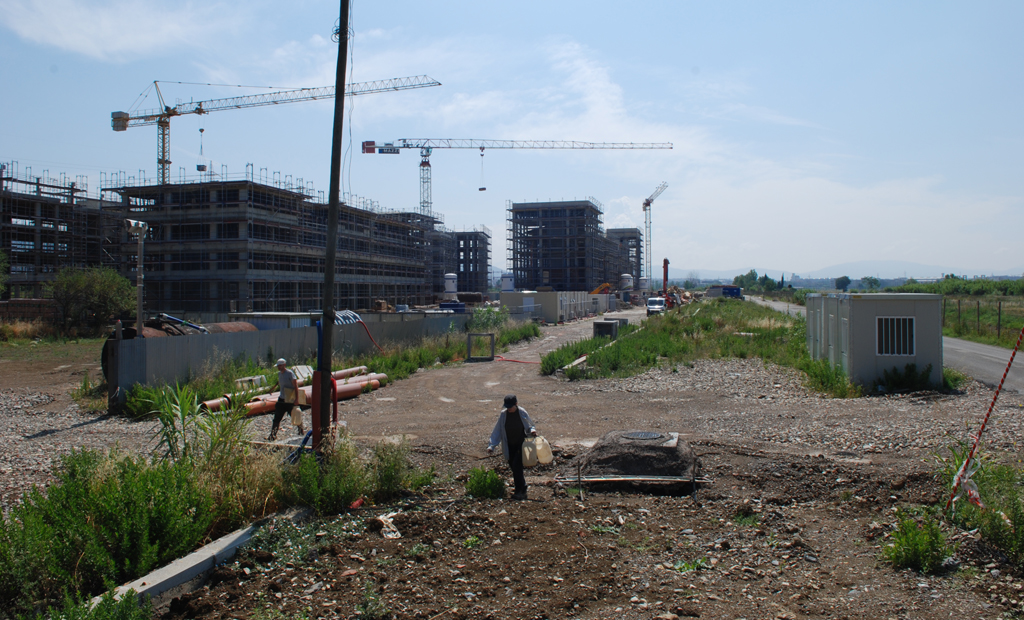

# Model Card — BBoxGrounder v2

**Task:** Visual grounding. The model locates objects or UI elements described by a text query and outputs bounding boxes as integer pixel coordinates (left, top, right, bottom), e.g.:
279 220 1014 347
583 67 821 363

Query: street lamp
126 219 148 336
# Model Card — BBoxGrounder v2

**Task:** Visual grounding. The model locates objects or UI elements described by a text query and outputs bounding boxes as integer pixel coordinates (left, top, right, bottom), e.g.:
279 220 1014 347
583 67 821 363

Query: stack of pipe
200 366 388 415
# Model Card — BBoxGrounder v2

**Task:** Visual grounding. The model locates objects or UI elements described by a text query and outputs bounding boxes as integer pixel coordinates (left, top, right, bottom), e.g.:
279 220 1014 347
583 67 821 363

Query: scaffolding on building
507 198 632 293
1 161 100 299
455 225 491 294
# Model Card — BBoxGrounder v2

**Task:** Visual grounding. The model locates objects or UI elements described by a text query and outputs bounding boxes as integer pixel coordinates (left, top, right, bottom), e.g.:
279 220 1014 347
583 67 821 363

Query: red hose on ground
495 356 540 364
946 323 1024 512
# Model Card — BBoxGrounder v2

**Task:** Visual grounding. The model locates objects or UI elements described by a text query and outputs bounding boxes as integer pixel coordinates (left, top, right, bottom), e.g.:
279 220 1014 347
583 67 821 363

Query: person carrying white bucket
487 395 537 500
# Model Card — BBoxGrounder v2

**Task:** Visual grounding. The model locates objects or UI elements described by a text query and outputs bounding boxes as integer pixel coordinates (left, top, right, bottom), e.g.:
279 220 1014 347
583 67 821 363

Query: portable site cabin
805 293 943 387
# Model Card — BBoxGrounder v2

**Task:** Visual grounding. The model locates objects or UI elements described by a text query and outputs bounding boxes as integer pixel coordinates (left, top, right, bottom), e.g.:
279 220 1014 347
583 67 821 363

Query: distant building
454 227 491 294
606 228 643 282
506 198 634 293
1 166 102 299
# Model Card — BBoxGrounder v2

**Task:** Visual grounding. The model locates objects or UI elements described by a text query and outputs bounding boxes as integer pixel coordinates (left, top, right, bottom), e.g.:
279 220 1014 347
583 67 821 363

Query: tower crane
112 75 442 185
362 139 673 216
642 181 668 286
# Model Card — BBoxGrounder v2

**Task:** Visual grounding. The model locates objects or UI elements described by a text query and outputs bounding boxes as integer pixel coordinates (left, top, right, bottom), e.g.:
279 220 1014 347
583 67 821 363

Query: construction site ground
3 305 1024 619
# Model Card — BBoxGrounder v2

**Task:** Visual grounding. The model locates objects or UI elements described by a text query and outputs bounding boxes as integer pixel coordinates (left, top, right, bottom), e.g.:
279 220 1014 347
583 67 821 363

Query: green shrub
883 509 953 573
943 367 970 391
799 359 862 398
465 467 505 499
28 590 152 620
283 439 367 516
357 581 389 620
875 363 934 393
0 450 213 618
370 439 411 503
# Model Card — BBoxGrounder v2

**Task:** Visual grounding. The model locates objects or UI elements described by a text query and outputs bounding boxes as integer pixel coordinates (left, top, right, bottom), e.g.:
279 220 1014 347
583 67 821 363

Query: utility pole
318 0 350 453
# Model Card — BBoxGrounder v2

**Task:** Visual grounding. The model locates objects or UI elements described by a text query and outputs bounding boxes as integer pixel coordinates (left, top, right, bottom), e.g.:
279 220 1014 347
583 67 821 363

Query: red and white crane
362 139 674 216
642 182 668 286
112 76 442 185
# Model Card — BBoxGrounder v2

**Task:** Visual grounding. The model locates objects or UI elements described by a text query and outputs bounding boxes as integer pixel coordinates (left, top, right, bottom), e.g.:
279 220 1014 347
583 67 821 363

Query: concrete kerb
92 507 313 609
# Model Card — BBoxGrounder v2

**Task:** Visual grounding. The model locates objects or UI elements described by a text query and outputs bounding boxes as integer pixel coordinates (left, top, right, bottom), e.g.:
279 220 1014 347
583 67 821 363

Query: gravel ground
0 388 158 510
560 358 1024 459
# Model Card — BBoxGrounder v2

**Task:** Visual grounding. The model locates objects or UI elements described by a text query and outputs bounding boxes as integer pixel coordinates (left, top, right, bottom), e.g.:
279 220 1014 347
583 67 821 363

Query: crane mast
362 139 673 216
112 76 441 185
642 182 667 286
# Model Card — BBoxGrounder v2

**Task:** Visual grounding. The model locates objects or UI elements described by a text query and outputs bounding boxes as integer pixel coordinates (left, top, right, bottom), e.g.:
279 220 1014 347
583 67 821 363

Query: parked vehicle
646 297 666 316
705 285 744 300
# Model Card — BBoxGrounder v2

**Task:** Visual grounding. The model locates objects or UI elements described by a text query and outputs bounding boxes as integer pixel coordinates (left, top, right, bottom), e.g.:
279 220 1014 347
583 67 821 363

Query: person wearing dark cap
487 394 537 500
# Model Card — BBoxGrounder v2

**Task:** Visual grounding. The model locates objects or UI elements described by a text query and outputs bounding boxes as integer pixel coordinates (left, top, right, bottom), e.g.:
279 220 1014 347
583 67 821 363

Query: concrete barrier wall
111 313 470 392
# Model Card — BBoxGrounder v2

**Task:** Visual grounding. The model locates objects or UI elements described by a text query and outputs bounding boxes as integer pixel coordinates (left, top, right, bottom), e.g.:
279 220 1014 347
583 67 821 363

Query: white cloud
0 0 240 61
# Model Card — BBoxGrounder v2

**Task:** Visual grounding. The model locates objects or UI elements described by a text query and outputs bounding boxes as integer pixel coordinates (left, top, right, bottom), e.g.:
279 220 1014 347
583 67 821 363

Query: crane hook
478 146 486 191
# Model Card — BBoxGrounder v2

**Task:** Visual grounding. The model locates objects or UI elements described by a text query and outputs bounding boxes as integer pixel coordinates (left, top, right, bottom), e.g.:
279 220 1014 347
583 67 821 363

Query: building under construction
606 228 643 283
507 198 634 293
454 226 491 294
1 164 103 298
101 178 435 317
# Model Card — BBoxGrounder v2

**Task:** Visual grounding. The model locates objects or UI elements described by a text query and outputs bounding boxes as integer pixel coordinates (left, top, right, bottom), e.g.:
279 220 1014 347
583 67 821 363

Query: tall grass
541 299 860 397
939 443 1024 568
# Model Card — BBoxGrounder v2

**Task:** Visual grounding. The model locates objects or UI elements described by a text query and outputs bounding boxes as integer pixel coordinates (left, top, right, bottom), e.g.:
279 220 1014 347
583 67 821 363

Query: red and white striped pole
946 323 1024 512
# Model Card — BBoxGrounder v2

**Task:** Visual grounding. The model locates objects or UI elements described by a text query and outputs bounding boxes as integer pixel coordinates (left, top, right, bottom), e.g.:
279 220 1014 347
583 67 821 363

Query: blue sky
1 1 1022 279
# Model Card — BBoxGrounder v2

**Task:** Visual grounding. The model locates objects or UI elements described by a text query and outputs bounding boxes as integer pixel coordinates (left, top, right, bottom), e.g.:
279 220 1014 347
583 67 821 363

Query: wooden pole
998 300 1003 339
977 300 981 334
958 299 961 328
942 297 946 327
318 0 350 453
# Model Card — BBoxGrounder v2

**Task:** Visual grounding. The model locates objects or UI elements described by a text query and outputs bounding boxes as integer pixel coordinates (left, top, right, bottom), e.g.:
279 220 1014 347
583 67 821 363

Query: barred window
877 317 915 356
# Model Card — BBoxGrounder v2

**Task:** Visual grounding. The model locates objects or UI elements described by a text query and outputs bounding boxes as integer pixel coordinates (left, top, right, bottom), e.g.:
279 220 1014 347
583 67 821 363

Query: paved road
749 296 1024 392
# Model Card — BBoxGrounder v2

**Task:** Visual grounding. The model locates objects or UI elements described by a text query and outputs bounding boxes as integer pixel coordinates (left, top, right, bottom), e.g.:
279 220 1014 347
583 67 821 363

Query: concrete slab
93 507 311 607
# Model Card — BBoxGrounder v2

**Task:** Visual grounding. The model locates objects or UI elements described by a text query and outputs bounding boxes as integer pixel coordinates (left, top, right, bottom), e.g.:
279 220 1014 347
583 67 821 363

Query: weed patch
465 467 505 499
883 508 953 573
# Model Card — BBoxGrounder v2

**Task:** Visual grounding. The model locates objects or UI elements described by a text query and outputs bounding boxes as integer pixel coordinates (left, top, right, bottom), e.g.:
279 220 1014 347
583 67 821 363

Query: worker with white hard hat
268 358 300 440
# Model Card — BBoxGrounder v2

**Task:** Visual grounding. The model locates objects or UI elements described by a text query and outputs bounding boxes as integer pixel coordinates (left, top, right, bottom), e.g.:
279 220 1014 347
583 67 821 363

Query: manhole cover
623 431 664 440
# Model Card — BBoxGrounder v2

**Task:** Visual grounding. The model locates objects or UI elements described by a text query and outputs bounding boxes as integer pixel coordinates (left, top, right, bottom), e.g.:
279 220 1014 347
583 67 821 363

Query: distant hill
671 260 1022 282
799 260 957 280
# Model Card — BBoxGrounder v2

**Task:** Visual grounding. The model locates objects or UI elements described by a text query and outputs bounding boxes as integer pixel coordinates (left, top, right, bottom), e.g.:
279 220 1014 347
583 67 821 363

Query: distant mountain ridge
671 260 1022 281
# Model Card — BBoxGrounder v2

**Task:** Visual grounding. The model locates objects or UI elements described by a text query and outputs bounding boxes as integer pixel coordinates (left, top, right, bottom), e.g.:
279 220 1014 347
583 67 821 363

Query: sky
1 1 1022 280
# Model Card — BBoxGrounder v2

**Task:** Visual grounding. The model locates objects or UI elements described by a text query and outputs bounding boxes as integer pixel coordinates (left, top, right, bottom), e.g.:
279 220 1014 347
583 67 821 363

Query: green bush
799 359 862 398
28 590 152 620
875 363 934 393
465 467 505 499
0 450 213 618
943 367 970 391
283 439 368 516
370 439 411 503
883 509 953 574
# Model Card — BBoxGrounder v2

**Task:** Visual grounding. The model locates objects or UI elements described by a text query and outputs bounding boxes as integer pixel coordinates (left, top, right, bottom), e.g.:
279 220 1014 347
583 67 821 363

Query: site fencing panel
111 313 470 393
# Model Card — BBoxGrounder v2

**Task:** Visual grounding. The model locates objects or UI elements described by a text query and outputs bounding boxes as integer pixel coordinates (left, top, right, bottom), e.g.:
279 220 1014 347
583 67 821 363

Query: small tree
0 250 8 297
835 276 851 292
861 276 880 290
47 267 134 334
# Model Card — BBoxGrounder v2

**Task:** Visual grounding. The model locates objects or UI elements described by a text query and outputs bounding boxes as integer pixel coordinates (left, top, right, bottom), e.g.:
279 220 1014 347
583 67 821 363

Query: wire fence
943 297 1024 348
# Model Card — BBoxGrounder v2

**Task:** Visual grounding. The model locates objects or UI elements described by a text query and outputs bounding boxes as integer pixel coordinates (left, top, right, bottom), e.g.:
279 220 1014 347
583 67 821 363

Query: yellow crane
112 76 441 185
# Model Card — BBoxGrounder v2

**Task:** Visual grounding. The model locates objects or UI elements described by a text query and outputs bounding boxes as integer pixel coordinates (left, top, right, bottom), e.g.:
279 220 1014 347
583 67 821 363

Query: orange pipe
240 375 386 417
202 366 372 412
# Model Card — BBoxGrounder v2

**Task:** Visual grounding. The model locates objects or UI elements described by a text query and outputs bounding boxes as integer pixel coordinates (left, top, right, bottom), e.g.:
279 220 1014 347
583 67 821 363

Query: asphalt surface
749 296 1024 393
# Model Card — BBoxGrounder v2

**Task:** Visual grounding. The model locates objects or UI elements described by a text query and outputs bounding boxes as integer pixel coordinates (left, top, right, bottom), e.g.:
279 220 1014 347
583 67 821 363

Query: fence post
998 300 1003 339
942 298 946 327
977 300 981 334
958 299 961 328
